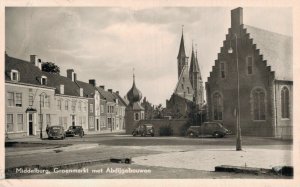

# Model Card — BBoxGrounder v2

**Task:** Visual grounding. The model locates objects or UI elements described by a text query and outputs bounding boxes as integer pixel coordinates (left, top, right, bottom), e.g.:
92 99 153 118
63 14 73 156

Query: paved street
5 134 292 179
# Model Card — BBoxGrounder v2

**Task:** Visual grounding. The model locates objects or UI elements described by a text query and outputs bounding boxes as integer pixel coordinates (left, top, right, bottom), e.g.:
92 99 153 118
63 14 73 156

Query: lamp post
228 33 242 151
39 92 47 140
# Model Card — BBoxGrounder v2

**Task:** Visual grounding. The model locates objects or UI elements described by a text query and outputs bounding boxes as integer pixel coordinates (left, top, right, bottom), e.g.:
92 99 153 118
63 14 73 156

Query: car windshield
68 126 74 130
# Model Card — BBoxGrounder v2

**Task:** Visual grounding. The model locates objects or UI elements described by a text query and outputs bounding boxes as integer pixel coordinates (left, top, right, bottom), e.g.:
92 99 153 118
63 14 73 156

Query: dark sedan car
132 124 154 137
65 126 84 137
47 126 66 140
186 122 231 138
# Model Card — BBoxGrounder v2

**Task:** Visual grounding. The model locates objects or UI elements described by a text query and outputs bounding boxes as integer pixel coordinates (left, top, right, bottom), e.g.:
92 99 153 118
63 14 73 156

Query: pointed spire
133 67 135 84
177 25 186 59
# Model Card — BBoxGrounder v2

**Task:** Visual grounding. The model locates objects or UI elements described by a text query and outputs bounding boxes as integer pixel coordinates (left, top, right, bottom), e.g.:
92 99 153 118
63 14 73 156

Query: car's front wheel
213 131 223 138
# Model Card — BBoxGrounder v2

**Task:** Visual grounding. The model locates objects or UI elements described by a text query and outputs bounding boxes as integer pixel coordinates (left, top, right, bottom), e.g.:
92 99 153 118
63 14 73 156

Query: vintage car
65 126 84 137
47 126 66 140
186 122 231 138
132 124 154 137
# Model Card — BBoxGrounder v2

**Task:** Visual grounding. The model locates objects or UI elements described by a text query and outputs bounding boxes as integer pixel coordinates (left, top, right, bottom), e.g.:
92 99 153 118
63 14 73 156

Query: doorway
96 119 99 131
29 114 33 135
72 115 76 126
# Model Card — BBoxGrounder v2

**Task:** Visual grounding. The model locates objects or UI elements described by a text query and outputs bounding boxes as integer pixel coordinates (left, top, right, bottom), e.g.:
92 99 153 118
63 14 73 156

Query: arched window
281 87 289 119
212 92 223 120
135 113 139 120
252 88 266 120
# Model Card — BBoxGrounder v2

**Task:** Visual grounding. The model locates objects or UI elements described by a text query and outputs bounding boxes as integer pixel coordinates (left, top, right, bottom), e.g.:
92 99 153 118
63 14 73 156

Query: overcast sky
5 7 292 106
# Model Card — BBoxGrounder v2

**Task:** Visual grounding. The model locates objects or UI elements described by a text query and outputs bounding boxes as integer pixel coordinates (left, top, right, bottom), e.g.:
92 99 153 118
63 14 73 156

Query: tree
42 62 60 74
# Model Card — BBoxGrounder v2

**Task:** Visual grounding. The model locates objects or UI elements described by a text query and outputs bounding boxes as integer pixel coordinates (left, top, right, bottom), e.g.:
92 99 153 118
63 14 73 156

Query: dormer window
11 70 19 81
41 76 47 85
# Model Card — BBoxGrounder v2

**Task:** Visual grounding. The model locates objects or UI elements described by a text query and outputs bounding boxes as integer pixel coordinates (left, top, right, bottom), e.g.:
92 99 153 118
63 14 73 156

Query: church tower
125 71 145 134
177 27 188 79
189 45 204 108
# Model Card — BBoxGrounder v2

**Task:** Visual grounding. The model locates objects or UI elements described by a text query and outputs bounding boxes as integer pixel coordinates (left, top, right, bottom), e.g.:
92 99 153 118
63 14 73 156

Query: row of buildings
5 54 127 138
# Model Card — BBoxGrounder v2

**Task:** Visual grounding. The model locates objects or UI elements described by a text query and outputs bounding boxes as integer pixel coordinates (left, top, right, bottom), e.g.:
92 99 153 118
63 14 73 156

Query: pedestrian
46 125 49 135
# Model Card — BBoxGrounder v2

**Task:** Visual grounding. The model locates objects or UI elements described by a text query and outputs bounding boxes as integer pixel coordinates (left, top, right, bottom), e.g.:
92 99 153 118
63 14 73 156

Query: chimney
89 79 96 87
116 91 119 95
67 69 74 80
73 73 77 82
60 84 64 94
67 69 77 81
100 85 105 90
30 55 39 67
38 59 42 70
231 7 243 30
108 89 113 93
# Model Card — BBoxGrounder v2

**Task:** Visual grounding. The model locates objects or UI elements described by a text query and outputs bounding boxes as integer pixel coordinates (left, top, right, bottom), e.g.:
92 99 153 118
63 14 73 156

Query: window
8 92 14 106
213 92 223 120
6 114 13 132
181 84 184 89
72 100 76 111
252 88 266 120
187 87 190 94
220 62 226 78
281 87 290 119
11 70 19 81
41 76 47 85
46 114 51 126
83 103 87 112
78 102 82 111
107 117 112 128
40 95 45 108
45 96 50 108
16 93 22 107
39 114 43 129
89 116 95 130
247 56 253 75
57 100 62 110
29 94 34 106
17 114 23 131
65 100 69 110
90 104 94 113
135 113 139 120
101 105 104 113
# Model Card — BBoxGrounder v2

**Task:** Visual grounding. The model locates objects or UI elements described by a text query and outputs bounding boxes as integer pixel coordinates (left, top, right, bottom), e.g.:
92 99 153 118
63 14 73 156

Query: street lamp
39 92 47 139
228 33 242 151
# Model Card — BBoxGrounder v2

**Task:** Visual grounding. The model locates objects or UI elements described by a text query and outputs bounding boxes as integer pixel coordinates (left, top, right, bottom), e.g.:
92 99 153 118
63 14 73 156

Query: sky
5 7 292 106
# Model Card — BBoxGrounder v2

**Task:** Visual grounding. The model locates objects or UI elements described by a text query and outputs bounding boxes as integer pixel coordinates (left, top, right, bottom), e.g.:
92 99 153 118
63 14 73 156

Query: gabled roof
112 92 127 107
76 80 96 98
244 25 292 81
5 55 49 86
95 87 115 103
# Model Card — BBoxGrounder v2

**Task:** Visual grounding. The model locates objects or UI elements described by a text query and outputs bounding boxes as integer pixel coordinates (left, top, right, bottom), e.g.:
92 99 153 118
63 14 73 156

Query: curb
5 159 110 178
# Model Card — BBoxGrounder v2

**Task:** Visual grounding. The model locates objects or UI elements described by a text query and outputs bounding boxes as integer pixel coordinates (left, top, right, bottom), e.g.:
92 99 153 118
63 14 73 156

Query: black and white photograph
1 0 300 186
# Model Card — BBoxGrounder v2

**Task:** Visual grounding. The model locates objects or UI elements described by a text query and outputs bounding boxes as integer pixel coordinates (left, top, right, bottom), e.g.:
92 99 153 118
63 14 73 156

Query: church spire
177 25 186 59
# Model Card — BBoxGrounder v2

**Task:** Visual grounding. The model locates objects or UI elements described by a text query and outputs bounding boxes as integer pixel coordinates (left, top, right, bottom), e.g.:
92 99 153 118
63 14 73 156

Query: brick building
206 8 292 139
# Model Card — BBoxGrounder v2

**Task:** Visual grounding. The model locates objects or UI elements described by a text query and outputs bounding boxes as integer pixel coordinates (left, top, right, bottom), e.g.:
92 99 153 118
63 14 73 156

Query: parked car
47 126 66 140
186 122 231 138
132 124 154 137
65 126 84 137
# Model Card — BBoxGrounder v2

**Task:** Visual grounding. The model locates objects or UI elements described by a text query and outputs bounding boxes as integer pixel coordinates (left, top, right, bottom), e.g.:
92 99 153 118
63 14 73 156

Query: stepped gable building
166 29 204 119
206 7 292 139
125 72 145 134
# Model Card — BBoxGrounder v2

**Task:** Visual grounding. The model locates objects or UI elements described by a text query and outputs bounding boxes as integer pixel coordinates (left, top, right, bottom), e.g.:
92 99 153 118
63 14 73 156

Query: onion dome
126 72 142 103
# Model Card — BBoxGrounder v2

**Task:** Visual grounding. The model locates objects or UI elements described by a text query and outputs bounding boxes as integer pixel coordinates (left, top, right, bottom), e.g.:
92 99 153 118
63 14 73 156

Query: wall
5 83 55 138
138 119 188 136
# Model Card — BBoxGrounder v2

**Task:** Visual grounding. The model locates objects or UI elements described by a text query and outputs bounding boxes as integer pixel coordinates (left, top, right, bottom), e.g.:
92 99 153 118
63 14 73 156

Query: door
96 119 99 131
29 114 33 135
72 115 75 126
